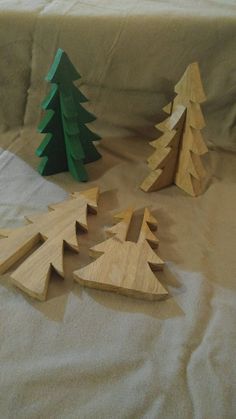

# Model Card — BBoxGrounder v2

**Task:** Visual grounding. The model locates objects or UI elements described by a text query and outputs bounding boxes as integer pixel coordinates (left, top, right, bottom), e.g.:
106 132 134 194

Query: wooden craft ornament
74 207 168 301
140 62 208 197
0 187 99 301
36 48 101 181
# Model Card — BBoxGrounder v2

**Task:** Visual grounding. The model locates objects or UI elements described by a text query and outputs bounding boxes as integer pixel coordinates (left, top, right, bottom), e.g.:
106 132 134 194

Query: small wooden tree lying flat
140 62 208 197
74 208 168 301
0 187 99 301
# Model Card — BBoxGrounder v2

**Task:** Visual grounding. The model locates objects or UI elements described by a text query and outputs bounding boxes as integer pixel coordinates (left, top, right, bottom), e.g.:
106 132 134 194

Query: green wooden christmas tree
36 48 101 181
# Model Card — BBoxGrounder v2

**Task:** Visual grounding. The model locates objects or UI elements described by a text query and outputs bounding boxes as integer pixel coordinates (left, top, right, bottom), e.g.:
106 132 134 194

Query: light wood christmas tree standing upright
140 62 208 197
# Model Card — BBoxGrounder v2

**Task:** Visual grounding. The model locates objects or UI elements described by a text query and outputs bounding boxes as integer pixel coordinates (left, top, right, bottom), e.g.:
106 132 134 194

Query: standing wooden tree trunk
140 62 208 196
74 208 168 301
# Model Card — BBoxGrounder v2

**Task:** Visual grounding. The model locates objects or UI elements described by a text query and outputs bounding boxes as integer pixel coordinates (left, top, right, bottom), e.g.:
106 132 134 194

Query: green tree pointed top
46 48 81 84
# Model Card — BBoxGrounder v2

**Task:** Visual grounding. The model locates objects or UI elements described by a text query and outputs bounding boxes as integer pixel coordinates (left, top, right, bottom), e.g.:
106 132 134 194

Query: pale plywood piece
166 105 186 131
155 104 186 133
141 146 179 192
188 127 208 155
141 62 208 197
89 208 134 259
0 187 99 301
74 208 167 301
155 119 169 133
75 241 167 301
174 62 206 104
137 208 159 248
175 170 196 197
47 187 99 213
140 169 163 193
188 101 206 130
11 238 65 301
175 126 208 196
149 130 177 150
148 147 172 171
0 226 41 274
175 147 207 196
173 64 208 196
71 187 99 213
11 223 79 301
191 152 207 178
175 163 206 197
106 207 133 240
140 105 186 192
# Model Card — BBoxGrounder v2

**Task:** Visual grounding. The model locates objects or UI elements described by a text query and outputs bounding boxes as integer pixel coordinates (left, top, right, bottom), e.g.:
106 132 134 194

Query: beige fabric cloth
0 1 236 418
1 0 236 150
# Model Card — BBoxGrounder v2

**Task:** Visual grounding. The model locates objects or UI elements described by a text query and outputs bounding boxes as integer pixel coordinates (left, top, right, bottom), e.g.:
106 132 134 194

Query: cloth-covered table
0 1 236 418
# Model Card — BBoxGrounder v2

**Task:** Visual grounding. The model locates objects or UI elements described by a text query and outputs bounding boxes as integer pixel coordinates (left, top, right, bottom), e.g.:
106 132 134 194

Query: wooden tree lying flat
74 208 168 301
0 187 99 301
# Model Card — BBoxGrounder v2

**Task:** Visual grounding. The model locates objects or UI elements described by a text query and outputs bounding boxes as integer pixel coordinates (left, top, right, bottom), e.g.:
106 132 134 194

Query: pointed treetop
106 207 134 241
45 48 81 84
138 208 159 248
113 207 134 223
88 208 134 259
175 62 206 104
72 187 100 213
